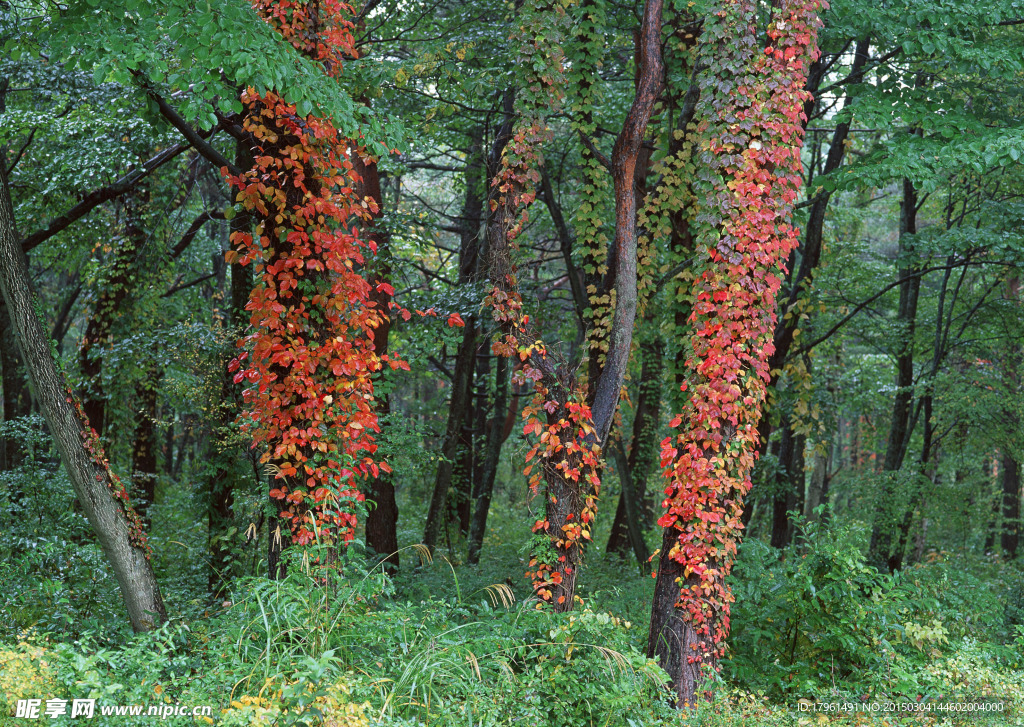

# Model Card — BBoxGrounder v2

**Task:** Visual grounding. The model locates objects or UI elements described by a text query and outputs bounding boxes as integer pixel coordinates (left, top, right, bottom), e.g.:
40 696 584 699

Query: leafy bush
727 517 944 698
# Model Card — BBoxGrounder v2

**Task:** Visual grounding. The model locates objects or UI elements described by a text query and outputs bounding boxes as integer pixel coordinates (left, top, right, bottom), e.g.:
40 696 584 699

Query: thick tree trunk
647 0 822 705
647 526 714 707
0 162 166 631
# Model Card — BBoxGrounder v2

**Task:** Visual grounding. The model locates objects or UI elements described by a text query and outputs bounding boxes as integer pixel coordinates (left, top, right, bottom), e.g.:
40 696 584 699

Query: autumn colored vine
68 390 152 556
648 0 824 703
480 0 605 609
224 0 391 553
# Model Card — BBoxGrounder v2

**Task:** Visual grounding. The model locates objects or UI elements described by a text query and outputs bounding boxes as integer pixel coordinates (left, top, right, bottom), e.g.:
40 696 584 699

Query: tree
0 160 166 632
646 0 824 704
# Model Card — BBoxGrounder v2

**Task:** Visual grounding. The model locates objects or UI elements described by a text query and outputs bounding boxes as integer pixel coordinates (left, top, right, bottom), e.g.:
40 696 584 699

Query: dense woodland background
1 0 1024 724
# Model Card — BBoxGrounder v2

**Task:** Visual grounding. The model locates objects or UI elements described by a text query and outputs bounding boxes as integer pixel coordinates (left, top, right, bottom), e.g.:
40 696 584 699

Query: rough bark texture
0 162 166 632
646 525 711 706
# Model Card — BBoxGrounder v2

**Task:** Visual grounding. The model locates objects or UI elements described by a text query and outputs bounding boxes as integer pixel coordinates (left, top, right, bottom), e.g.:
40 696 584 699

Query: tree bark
0 161 166 631
422 324 478 552
354 144 401 571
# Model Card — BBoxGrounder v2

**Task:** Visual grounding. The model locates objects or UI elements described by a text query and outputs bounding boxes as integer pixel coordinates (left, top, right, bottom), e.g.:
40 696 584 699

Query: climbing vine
224 0 392 551
480 0 606 609
651 0 824 693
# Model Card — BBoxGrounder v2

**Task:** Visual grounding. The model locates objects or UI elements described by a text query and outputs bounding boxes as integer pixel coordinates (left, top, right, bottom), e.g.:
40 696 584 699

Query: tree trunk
1002 453 1021 559
354 143 400 571
422 324 478 552
1 298 31 471
869 178 920 570
78 183 150 438
0 161 166 631
131 368 160 529
803 444 829 522
606 336 664 563
467 354 509 565
208 139 253 596
421 128 486 554
647 0 822 704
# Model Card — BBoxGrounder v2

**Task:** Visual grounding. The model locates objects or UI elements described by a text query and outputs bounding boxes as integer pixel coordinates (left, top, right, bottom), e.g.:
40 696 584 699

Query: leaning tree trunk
0 162 166 632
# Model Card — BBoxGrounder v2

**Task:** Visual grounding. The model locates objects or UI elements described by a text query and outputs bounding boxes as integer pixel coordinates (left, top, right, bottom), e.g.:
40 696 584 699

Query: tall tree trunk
606 336 664 563
1002 453 1021 559
869 178 920 571
131 368 160 529
647 0 821 705
423 129 486 554
1 298 31 471
78 184 150 438
803 443 829 523
209 140 253 595
0 161 166 631
354 143 401 571
467 354 509 565
422 325 478 552
770 426 805 549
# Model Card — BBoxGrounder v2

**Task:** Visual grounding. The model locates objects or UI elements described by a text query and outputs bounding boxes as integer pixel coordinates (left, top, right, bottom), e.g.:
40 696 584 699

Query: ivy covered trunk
225 1 388 574
647 0 823 705
0 162 166 632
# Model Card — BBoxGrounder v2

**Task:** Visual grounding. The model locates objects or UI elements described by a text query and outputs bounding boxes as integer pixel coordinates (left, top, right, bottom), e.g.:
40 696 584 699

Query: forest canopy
1 0 1024 724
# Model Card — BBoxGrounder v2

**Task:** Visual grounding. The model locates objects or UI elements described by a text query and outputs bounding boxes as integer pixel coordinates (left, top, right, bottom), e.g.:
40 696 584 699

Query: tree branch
132 70 242 176
170 209 226 259
21 143 193 253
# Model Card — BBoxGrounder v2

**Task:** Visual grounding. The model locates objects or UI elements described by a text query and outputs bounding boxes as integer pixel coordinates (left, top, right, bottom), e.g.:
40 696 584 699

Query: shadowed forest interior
1 0 1024 724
